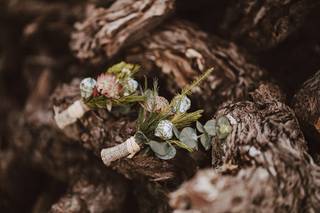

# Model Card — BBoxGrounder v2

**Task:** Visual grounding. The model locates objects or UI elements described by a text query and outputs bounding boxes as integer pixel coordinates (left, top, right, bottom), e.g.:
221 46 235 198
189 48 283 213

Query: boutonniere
54 62 145 129
101 68 214 166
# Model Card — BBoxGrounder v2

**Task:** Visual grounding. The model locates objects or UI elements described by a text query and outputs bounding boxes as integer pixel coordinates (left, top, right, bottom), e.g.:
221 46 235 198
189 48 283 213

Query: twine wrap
101 136 141 166
54 100 89 129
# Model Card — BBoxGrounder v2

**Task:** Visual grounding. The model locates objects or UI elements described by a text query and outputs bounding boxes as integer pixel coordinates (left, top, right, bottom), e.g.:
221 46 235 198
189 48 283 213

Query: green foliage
135 68 215 160
196 121 205 133
85 95 145 109
171 110 203 129
83 61 144 110
204 119 216 136
89 63 217 160
148 140 176 160
195 116 232 151
180 68 213 97
179 127 198 150
200 133 211 151
107 61 140 80
216 116 232 139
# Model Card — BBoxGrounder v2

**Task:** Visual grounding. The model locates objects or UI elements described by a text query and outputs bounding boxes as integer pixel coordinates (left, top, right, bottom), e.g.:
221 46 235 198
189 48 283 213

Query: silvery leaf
126 78 138 93
155 145 176 160
204 119 216 136
148 140 170 156
154 120 173 140
179 127 198 149
173 126 180 139
172 95 191 113
200 133 211 151
217 116 232 139
196 121 205 133
80 77 96 99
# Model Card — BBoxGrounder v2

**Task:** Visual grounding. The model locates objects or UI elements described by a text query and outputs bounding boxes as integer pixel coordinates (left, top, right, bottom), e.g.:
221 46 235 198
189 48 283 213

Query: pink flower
96 73 123 98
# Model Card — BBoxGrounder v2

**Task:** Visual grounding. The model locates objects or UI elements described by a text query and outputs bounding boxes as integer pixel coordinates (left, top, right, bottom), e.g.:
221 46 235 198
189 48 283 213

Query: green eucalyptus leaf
196 121 205 133
217 116 232 139
148 140 170 156
200 133 211 151
204 119 216 136
173 126 180 139
155 144 176 160
179 127 198 149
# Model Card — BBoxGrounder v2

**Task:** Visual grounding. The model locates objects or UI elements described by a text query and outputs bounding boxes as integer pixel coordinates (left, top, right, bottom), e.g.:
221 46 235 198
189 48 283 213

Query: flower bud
144 95 169 112
124 78 138 96
80 78 96 99
155 120 173 140
172 95 191 113
96 73 122 98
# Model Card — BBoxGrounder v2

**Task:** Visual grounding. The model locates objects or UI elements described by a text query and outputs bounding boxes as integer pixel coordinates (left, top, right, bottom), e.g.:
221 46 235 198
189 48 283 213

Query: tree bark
219 0 320 51
50 175 128 213
5 69 130 212
125 20 268 117
170 82 320 212
292 70 320 162
70 0 174 64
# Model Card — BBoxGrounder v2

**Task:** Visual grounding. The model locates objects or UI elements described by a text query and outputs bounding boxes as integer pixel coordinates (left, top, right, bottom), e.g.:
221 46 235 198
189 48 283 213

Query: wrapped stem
101 136 141 166
54 99 89 129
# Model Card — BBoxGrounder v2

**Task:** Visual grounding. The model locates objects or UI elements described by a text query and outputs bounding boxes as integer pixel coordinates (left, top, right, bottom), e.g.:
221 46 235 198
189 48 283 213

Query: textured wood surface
170 83 320 212
70 0 174 64
125 20 268 117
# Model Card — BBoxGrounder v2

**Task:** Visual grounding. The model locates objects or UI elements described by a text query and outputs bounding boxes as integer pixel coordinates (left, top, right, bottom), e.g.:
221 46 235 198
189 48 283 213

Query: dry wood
2 0 320 212
292 70 320 161
220 0 320 51
6 71 130 213
170 156 320 213
70 0 174 64
50 175 128 213
170 83 320 212
125 20 268 117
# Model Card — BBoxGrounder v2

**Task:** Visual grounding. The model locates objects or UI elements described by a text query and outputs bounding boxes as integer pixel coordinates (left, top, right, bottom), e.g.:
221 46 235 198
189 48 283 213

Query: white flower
96 73 122 98
155 120 173 140
172 95 191 113
124 78 138 96
80 77 96 99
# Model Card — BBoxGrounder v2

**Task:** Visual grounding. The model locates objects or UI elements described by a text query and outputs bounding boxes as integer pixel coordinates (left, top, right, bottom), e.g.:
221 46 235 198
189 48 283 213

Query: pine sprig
85 94 145 109
180 67 213 97
168 140 194 152
137 110 170 135
135 69 214 159
171 110 203 129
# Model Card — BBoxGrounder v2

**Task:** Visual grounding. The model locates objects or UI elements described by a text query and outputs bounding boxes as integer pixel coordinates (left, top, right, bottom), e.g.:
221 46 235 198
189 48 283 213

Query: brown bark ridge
133 181 172 213
70 0 174 64
292 70 320 161
7 71 170 213
213 82 305 167
169 82 320 212
219 0 320 51
50 174 128 213
2 0 88 41
6 73 130 213
125 20 268 117
8 70 99 181
51 79 197 182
